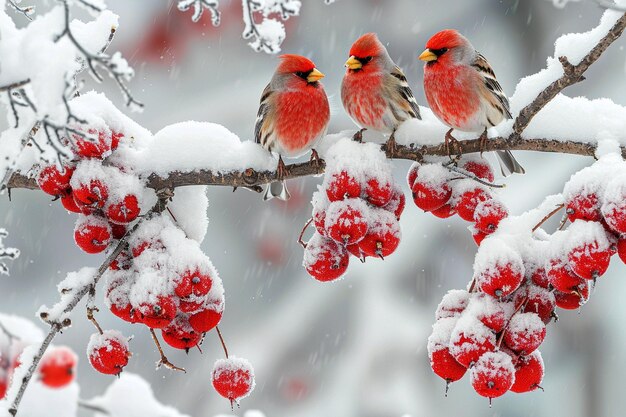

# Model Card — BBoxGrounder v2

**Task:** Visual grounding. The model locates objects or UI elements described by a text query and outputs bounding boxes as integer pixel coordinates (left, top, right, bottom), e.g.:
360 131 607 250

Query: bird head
276 54 325 85
345 32 386 73
419 29 472 66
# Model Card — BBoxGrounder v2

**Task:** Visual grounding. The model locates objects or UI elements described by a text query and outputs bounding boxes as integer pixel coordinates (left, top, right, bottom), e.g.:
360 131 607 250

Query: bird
419 29 525 176
255 54 330 201
341 33 421 148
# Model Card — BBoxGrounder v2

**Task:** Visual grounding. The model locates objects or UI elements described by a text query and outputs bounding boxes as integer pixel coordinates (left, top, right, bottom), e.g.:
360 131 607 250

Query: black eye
295 71 309 79
361 56 373 64
432 48 449 56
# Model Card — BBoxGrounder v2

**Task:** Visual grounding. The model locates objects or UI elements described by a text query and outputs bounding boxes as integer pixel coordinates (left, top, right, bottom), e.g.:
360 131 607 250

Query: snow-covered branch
0 229 19 276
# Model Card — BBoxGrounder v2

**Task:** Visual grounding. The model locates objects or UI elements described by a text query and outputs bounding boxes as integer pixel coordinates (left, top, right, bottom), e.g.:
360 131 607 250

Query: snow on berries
212 357 255 405
303 139 402 281
39 346 78 388
87 330 130 375
473 238 524 298
470 351 515 401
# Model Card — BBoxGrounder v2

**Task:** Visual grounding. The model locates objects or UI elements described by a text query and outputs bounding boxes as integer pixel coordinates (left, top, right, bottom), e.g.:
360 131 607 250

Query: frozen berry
510 350 544 393
109 223 127 240
137 296 177 328
477 263 524 299
529 267 549 289
430 348 467 383
503 312 546 354
456 188 490 222
189 306 223 333
106 194 141 224
87 331 130 375
162 316 202 350
546 259 584 292
435 290 470 320
566 192 601 222
412 179 452 212
303 234 349 282
71 128 114 159
174 269 212 298
470 351 515 400
73 179 109 209
74 215 112 254
618 237 626 264
325 199 369 245
60 190 82 213
472 228 488 246
311 191 329 237
568 241 611 280
365 177 392 207
462 159 494 183
474 199 508 234
517 286 556 324
212 357 255 404
39 346 77 388
407 162 420 188
430 203 457 219
358 210 401 259
449 318 496 368
554 284 589 310
37 164 75 196
325 171 361 202
383 187 406 220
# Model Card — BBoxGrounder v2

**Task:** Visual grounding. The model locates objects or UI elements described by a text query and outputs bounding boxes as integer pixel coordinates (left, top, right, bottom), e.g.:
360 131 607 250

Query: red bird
341 33 421 140
420 29 524 176
255 55 330 200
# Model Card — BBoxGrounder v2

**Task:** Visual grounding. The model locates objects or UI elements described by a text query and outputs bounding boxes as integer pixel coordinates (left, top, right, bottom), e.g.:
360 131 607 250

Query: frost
0 228 19 276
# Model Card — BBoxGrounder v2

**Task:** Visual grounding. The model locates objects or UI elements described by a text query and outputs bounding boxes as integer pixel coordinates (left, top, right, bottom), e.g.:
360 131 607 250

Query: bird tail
262 180 291 201
495 150 525 177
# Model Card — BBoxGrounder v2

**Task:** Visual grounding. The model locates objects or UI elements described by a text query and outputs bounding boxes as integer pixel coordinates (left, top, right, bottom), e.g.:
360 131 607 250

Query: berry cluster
303 140 403 282
1 337 78 399
212 357 256 408
407 156 507 245
426 152 626 402
103 215 225 355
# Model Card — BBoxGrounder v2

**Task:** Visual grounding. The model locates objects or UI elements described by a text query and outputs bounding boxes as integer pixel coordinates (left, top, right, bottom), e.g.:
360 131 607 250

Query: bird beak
345 56 362 70
307 68 325 83
419 49 437 62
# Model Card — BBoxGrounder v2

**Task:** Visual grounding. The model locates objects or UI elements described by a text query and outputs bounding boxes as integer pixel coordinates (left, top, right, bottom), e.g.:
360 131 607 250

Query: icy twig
297 218 313 249
5 194 172 416
177 0 221 25
532 203 565 232
511 13 626 139
149 329 186 373
0 228 20 276
6 0 34 20
215 326 229 359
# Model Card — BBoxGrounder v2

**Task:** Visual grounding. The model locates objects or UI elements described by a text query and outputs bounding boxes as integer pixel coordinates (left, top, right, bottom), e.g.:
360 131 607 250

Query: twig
0 80 31 93
445 165 506 189
149 329 186 373
297 218 313 249
215 325 229 359
496 294 528 350
178 0 221 25
77 400 110 415
6 0 34 20
532 204 565 232
511 13 626 139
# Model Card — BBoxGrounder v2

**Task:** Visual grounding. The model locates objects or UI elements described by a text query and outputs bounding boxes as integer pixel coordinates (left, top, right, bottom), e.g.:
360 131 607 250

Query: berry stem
497 294 528 350
297 218 313 249
532 203 565 232
149 329 186 373
216 325 229 359
86 307 103 335
444 164 505 189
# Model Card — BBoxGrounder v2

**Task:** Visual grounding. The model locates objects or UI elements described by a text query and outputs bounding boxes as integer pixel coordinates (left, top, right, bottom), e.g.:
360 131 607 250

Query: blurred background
2 0 626 416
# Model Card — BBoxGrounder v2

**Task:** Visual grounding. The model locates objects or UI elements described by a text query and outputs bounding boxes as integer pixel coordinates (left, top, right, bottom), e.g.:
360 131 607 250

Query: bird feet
444 128 463 163
276 155 289 181
386 130 398 158
352 128 366 143
310 149 322 169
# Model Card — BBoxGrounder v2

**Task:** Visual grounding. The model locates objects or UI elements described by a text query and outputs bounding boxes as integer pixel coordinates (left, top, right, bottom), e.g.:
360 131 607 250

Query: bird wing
254 83 276 149
387 66 422 120
472 53 513 121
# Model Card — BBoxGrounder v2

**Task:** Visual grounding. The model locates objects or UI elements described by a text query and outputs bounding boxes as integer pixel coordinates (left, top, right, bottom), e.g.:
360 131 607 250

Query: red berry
554 284 589 310
618 237 626 264
430 348 467 383
87 331 130 375
449 318 496 368
174 269 212 298
109 223 127 240
73 179 109 209
74 215 112 254
430 203 456 219
346 243 365 261
462 159 495 183
546 259 584 292
472 228 488 246
325 171 361 202
407 162 420 188
71 128 114 159
110 303 137 323
137 296 177 328
456 188 491 222
435 290 470 320
303 234 349 282
325 199 369 245
109 250 132 271
39 346 77 388
503 312 546 354
106 194 140 224
37 164 75 196
212 357 255 403
471 294 507 332
568 240 611 280
60 190 82 213
111 131 123 151
189 305 223 333
529 267 549 289
566 192 601 222
477 263 524 299
517 286 556 324
412 179 451 212
311 192 329 237
365 177 392 207
162 316 202 350
358 210 401 259
383 187 406 220
474 199 508 234
470 351 515 399
0 379 6 399
510 351 544 393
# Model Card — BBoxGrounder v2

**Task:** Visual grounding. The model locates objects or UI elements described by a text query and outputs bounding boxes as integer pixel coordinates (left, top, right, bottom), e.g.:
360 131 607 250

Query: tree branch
511 13 626 138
